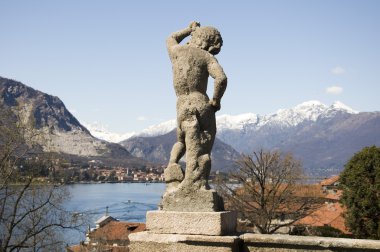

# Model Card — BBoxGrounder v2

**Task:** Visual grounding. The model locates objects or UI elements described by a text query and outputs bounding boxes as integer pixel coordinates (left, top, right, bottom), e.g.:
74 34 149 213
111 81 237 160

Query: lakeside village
31 157 333 185
31 158 228 185
32 158 167 184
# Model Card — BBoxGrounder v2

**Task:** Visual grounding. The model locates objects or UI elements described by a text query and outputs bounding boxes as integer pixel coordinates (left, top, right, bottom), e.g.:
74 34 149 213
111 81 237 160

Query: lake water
64 183 165 244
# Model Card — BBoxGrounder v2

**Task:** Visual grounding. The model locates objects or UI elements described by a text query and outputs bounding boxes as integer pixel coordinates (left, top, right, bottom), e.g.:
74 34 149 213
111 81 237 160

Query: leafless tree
0 106 85 251
217 149 321 234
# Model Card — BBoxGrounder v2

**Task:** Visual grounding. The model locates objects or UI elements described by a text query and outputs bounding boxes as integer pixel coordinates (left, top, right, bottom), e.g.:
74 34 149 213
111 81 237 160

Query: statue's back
171 45 210 97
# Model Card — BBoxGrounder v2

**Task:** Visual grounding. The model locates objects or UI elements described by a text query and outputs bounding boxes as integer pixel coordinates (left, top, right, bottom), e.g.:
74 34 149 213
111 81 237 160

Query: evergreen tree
340 146 380 239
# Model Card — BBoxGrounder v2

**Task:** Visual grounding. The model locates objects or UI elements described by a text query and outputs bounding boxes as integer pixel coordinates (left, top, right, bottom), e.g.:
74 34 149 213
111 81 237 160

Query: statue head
189 27 223 55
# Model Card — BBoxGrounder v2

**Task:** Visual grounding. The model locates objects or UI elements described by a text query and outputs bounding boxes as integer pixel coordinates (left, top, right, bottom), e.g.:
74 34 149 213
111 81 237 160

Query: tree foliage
340 146 380 239
217 150 320 234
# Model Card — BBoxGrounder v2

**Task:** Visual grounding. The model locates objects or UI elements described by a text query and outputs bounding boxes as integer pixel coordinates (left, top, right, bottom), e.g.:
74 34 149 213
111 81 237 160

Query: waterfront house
67 214 145 252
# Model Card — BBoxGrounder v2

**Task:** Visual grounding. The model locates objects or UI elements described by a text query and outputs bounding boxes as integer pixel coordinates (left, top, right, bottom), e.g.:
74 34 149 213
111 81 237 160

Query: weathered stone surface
146 210 237 236
163 163 184 194
130 232 380 252
241 233 380 251
129 232 240 252
162 22 227 212
161 187 224 212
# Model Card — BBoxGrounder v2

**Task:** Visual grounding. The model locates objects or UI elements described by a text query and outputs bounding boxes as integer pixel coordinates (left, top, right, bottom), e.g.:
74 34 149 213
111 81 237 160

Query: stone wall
241 234 380 252
130 233 380 252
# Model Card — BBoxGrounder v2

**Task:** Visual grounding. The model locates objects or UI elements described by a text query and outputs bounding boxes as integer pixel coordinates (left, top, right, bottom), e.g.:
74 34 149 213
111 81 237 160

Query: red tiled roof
66 244 88 252
324 190 343 200
295 202 350 234
320 175 340 186
235 184 326 198
67 244 129 252
89 221 146 241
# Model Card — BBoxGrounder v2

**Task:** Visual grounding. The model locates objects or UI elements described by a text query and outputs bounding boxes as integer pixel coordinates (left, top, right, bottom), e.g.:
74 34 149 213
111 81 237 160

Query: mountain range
2 76 379 177
0 77 145 167
89 100 380 177
214 101 380 177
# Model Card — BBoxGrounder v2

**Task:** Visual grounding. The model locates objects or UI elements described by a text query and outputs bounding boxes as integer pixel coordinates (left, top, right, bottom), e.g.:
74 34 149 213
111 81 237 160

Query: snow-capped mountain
107 101 356 141
211 100 362 154
82 99 379 177
84 100 359 143
256 100 357 128
116 100 380 177
83 120 177 143
211 101 379 177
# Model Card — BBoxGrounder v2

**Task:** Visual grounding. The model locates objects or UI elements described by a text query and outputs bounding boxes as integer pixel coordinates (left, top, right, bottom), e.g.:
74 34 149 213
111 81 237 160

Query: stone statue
162 22 227 212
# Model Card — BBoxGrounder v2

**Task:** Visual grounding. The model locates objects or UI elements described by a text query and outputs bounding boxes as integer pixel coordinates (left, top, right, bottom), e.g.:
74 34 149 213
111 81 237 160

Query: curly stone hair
189 27 223 55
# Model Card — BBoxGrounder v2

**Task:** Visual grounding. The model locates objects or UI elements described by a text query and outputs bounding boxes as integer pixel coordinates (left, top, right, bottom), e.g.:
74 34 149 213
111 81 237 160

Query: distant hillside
0 76 146 167
275 111 380 177
120 129 241 173
215 108 380 177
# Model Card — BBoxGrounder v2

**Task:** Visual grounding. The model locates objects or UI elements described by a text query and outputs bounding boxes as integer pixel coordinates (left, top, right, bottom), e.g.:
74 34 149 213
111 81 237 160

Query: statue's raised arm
166 21 200 56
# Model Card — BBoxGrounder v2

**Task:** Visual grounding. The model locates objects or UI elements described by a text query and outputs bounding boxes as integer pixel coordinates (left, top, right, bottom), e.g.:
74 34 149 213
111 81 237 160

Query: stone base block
161 188 224 212
146 210 237 236
129 231 240 252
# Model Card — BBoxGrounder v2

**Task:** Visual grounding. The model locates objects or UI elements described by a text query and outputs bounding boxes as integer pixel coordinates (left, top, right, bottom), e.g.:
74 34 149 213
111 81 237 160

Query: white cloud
137 116 148 121
325 86 343 95
330 66 345 75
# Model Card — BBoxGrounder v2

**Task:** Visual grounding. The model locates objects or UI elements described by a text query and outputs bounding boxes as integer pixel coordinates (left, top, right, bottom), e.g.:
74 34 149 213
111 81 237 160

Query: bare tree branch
216 149 321 234
1 106 85 251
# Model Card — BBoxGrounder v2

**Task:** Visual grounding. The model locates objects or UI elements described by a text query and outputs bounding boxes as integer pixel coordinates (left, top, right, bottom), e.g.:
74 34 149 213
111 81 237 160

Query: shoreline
65 180 165 185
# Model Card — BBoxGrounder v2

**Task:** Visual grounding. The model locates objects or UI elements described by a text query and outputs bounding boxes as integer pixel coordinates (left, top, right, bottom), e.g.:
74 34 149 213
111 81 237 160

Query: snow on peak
294 100 327 110
330 101 358 114
83 101 359 142
259 100 328 127
216 113 258 130
137 119 177 137
83 122 136 143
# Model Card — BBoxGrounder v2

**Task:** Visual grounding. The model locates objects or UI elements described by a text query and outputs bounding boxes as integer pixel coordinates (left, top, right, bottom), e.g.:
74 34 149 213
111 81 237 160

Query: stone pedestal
162 187 225 212
129 232 240 252
129 210 238 252
146 210 237 236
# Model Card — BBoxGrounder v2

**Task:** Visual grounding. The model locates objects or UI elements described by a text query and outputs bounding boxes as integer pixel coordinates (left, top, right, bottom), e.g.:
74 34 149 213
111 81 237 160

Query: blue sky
1 0 379 133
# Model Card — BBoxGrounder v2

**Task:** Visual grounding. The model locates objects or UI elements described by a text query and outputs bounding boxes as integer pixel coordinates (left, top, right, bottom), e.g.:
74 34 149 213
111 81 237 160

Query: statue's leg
161 106 224 212
180 106 216 190
197 107 216 188
168 127 186 164
180 116 202 189
164 127 185 193
196 153 211 189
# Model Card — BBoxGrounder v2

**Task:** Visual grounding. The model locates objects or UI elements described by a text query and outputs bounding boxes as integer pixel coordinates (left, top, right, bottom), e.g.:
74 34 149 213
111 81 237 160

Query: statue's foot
163 163 184 195
177 179 204 192
165 163 184 182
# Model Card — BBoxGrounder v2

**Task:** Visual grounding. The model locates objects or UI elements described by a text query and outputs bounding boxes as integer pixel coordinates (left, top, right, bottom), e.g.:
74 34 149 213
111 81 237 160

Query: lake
64 183 165 244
